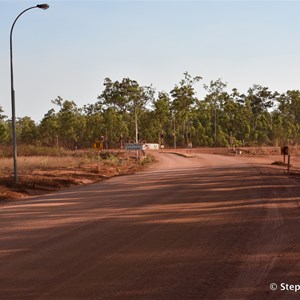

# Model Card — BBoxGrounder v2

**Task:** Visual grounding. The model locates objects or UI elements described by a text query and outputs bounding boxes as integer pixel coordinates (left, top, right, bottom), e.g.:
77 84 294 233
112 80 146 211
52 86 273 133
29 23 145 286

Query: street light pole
10 4 49 183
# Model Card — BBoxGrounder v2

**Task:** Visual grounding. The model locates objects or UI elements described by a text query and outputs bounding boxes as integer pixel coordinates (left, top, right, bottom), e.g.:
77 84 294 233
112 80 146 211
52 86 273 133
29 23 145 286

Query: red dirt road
0 153 299 299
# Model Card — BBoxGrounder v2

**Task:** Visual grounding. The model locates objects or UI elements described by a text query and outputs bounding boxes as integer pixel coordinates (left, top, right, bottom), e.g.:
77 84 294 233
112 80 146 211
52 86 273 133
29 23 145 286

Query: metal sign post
93 140 103 173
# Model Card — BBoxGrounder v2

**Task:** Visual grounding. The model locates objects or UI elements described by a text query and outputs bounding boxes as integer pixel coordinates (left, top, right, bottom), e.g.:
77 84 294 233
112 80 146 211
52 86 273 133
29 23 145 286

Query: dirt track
0 153 299 299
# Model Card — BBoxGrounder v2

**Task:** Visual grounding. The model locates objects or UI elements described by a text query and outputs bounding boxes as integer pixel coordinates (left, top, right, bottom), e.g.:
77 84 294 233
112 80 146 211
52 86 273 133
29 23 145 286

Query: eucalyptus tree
52 97 86 148
137 91 173 145
38 108 59 147
82 103 105 146
203 79 228 146
193 99 214 146
273 90 300 144
243 85 278 144
102 107 129 148
98 77 155 142
17 116 38 145
220 88 252 146
170 72 202 146
151 91 172 144
0 106 9 144
99 77 154 113
0 106 6 120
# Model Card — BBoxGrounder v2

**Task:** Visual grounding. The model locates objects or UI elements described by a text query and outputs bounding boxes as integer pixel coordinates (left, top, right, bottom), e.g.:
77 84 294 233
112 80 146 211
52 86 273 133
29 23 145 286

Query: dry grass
0 156 83 174
0 151 152 201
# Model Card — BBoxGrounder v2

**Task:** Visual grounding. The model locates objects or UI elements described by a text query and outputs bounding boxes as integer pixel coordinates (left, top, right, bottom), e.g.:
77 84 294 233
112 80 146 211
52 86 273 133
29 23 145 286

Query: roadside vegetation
1 72 300 150
0 148 153 201
2 71 300 200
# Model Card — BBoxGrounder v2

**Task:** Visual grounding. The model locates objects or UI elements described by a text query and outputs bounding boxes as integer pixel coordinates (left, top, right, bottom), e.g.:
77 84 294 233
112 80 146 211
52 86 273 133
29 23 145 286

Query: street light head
36 4 49 10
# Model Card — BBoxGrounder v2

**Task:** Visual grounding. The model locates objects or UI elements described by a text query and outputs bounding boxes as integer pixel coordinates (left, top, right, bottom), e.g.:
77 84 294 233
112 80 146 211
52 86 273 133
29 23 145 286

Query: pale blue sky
1 0 300 122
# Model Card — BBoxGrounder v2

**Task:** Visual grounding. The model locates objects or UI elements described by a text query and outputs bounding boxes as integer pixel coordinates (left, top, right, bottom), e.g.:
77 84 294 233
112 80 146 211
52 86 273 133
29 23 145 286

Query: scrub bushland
0 146 153 201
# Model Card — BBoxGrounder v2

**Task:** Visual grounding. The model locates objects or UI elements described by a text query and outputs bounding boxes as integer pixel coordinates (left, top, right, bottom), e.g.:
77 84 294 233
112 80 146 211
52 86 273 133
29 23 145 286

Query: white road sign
125 143 143 150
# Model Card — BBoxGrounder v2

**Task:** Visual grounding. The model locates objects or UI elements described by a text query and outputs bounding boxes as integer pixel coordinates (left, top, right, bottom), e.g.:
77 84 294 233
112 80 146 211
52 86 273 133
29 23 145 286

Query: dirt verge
0 152 153 202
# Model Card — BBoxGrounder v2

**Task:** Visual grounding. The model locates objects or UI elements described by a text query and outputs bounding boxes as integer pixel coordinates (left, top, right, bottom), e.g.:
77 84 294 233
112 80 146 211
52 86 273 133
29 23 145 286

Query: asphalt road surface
1 153 300 300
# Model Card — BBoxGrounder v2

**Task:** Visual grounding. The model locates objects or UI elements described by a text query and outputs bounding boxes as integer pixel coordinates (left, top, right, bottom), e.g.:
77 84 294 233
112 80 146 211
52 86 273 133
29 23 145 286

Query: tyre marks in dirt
221 166 300 300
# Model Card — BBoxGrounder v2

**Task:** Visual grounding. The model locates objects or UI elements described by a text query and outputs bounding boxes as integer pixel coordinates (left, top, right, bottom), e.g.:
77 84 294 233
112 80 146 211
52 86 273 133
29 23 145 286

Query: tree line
1 72 300 149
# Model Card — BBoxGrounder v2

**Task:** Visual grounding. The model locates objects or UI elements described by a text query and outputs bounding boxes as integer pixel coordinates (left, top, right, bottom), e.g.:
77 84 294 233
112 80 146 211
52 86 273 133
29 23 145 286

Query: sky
1 0 300 122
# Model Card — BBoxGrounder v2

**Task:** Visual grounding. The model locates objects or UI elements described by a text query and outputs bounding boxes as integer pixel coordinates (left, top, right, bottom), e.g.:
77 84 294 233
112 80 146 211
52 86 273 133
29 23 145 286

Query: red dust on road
0 153 299 299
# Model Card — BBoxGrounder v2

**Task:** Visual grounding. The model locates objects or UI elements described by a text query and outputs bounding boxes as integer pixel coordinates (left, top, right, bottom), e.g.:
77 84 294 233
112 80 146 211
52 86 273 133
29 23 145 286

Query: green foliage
0 121 9 144
17 116 38 145
0 107 9 145
171 72 202 147
98 77 154 114
2 75 300 150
